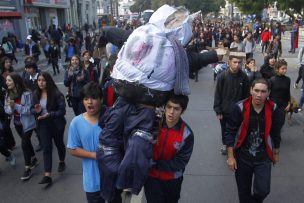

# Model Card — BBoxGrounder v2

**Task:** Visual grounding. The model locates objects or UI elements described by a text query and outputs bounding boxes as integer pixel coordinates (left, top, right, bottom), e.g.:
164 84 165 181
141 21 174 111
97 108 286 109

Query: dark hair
274 59 288 70
7 73 27 97
245 58 255 70
25 62 38 70
80 81 103 100
167 93 189 112
36 72 60 110
251 78 271 90
69 55 82 68
24 56 36 65
82 50 92 57
0 46 5 56
0 56 14 74
264 54 276 65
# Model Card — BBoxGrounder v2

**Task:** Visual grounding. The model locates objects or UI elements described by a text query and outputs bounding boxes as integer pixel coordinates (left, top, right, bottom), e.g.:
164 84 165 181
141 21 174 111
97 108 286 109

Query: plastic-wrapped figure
97 5 218 201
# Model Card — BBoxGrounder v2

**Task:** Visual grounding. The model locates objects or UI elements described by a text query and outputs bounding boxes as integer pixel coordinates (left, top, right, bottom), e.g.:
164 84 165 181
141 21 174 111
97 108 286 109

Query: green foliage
228 0 267 18
276 0 303 17
130 0 151 13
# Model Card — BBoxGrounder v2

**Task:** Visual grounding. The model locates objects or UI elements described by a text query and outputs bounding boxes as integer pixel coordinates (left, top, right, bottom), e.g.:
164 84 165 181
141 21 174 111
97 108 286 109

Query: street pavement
0 37 304 203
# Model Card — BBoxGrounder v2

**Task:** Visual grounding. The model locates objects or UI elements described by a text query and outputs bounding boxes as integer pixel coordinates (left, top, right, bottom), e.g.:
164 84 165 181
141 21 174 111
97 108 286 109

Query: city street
0 37 304 203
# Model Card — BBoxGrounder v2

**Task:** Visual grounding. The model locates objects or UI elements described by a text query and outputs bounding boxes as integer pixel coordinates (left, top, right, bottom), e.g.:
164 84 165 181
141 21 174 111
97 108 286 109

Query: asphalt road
0 38 304 203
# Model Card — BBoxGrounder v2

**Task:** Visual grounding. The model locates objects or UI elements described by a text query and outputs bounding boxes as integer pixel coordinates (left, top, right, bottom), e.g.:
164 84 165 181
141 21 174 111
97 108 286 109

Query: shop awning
0 12 22 19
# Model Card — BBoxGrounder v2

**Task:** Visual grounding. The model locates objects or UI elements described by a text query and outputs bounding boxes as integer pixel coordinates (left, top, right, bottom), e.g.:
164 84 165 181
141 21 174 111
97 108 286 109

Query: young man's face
165 100 183 127
250 83 270 106
229 58 241 73
26 67 36 75
83 96 102 116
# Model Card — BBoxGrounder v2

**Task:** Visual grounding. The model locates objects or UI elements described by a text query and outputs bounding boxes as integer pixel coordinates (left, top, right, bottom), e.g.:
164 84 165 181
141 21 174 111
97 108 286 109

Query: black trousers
15 124 34 166
219 115 229 144
38 119 66 172
144 177 183 203
235 152 272 203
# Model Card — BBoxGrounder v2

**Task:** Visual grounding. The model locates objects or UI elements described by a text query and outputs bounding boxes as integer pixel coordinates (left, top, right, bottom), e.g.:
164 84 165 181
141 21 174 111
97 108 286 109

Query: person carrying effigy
96 5 221 201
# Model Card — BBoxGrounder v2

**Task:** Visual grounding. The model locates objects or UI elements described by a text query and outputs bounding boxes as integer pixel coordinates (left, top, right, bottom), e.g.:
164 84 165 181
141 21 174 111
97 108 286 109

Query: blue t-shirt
67 114 102 192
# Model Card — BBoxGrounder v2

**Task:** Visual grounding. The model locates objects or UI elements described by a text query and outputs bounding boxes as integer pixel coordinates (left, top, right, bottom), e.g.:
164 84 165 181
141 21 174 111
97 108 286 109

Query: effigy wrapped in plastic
97 5 193 201
111 4 192 106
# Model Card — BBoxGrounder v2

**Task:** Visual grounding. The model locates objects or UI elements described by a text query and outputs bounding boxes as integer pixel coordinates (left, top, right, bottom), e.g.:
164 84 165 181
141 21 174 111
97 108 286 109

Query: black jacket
33 90 66 130
260 64 275 79
214 69 249 116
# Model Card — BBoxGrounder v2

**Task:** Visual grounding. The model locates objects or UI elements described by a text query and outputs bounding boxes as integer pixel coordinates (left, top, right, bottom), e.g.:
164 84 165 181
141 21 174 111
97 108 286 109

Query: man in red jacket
260 27 272 54
225 78 281 203
144 93 194 203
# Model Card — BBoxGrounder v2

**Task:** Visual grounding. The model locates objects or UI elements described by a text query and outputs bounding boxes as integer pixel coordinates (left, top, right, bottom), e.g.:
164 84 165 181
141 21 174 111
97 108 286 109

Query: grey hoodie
5 91 36 133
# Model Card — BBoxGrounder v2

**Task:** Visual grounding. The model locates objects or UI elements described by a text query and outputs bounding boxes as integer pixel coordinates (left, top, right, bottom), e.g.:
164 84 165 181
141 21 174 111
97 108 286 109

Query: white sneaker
294 83 298 89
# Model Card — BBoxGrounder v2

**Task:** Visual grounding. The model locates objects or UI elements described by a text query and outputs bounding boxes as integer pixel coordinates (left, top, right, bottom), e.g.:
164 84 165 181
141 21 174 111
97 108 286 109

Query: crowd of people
0 7 303 203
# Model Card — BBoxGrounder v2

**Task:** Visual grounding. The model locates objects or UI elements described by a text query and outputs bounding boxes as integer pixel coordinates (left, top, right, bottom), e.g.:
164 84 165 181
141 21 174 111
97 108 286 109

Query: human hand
34 104 42 113
273 153 279 164
37 113 49 120
216 114 223 120
285 103 290 112
76 75 84 81
8 99 15 109
227 157 237 172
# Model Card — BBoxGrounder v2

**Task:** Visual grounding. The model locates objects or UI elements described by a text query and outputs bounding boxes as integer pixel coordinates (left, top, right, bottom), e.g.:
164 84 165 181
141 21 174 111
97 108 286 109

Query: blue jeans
300 91 304 109
235 151 272 203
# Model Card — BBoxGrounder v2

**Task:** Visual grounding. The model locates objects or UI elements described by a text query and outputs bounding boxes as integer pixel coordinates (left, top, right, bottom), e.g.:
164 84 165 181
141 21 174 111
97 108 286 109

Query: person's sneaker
298 108 302 112
20 169 32 181
220 145 227 155
294 83 298 89
58 162 66 172
38 176 52 184
30 158 39 169
6 154 16 166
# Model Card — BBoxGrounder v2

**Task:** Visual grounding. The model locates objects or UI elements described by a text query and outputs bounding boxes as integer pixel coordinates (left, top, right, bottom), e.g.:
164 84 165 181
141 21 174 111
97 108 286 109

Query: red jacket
149 119 194 180
261 31 272 43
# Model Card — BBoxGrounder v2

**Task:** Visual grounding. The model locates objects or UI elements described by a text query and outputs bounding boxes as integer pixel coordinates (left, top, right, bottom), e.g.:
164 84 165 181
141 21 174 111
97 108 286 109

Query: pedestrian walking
260 27 272 54
24 35 41 62
1 37 18 64
267 35 282 60
244 58 261 85
294 46 304 89
214 53 249 155
33 72 67 185
260 54 276 80
48 39 60 76
4 73 38 181
64 55 90 116
67 81 121 203
243 32 256 60
225 78 281 203
82 51 99 83
269 59 291 131
144 94 194 203
289 20 299 53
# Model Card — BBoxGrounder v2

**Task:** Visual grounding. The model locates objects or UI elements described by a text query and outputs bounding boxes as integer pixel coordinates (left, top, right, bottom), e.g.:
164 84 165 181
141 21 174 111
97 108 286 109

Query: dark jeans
235 152 272 203
0 132 11 157
3 117 16 149
144 177 183 203
15 124 34 166
86 191 122 203
219 115 229 144
261 42 269 53
38 119 66 172
71 97 85 116
51 58 59 74
97 97 155 201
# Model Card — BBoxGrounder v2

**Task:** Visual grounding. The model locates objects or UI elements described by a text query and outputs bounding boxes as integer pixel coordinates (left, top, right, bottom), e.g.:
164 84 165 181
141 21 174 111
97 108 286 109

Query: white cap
26 35 32 40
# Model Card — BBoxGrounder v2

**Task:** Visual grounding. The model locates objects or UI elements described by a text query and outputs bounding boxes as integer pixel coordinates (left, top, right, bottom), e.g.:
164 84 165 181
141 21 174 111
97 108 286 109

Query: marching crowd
0 8 304 203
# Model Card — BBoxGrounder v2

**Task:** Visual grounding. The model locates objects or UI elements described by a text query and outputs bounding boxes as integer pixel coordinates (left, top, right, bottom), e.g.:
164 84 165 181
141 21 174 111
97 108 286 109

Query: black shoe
58 162 66 172
20 169 32 181
38 176 52 184
35 145 42 152
30 158 39 169
57 69 60 74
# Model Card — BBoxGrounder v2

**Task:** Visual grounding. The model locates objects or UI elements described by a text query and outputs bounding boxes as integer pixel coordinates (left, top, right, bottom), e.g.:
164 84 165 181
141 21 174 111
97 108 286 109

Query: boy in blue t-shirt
67 81 112 203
